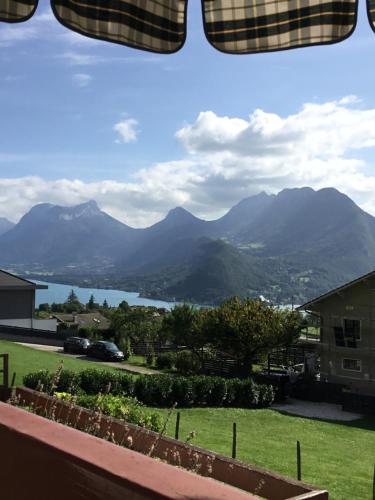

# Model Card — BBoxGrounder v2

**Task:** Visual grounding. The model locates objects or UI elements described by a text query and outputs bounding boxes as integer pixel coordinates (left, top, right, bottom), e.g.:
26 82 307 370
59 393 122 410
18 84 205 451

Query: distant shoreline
26 277 179 310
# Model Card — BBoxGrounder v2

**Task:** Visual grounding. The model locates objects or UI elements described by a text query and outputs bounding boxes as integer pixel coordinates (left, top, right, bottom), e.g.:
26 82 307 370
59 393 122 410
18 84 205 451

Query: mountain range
1 187 375 304
0 217 15 237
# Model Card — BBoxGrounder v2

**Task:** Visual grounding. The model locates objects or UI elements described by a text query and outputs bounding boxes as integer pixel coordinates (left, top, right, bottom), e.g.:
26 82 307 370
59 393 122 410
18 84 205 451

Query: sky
1 0 375 227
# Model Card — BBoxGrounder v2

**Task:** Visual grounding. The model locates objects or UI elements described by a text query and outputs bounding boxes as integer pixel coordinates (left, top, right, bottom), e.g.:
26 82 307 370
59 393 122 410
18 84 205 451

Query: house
298 270 375 397
0 270 56 331
54 312 110 331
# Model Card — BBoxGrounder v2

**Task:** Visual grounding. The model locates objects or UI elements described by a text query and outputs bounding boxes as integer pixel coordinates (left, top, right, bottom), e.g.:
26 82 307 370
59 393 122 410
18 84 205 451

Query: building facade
0 270 56 331
299 271 375 396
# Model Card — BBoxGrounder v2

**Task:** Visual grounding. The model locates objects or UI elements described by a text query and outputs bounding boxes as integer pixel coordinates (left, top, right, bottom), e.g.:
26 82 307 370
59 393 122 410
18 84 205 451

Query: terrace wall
0 402 257 500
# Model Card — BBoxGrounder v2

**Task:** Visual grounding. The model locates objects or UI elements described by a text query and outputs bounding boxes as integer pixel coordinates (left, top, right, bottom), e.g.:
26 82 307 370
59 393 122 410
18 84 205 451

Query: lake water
33 280 177 310
33 280 295 311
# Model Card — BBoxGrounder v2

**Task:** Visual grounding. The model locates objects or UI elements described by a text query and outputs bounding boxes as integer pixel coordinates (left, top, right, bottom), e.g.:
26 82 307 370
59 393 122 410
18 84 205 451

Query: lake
34 280 177 310
33 280 295 311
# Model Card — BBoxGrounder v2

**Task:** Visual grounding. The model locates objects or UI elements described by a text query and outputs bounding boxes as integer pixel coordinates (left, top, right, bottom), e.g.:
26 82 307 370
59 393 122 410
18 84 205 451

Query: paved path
272 398 362 421
16 342 160 375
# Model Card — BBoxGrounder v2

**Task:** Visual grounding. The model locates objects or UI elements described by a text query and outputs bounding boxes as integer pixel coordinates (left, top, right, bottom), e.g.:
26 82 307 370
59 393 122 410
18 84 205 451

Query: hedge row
23 369 274 408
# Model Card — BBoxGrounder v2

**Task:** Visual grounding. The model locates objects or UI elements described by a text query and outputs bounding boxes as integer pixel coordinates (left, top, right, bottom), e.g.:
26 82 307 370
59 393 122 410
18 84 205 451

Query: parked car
63 337 91 354
87 341 124 362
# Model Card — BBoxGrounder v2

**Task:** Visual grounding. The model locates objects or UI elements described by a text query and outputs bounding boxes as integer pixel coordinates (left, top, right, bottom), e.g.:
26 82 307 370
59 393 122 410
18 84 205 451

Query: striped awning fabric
0 0 372 54
0 0 37 22
202 0 357 54
51 0 187 54
369 0 375 32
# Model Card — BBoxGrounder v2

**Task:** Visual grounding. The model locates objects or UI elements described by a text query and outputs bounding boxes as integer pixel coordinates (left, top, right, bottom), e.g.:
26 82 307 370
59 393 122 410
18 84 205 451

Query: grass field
158 408 375 500
1 339 374 499
0 340 123 385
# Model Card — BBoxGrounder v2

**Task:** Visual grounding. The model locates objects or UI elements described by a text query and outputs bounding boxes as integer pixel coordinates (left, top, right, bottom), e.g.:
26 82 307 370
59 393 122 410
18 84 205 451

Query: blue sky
1 0 375 226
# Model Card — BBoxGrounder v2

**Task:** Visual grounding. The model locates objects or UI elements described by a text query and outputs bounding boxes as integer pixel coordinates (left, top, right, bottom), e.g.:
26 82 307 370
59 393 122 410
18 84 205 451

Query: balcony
0 354 328 499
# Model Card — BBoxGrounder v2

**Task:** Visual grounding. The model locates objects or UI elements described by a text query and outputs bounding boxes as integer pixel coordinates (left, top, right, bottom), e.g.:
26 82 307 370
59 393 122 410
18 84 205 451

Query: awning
1 0 374 54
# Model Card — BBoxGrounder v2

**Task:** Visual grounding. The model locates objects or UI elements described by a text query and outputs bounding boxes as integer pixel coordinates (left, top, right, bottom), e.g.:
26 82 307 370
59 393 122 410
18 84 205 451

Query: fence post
175 412 180 440
232 422 237 459
297 440 302 480
372 464 375 500
3 354 9 388
11 372 16 388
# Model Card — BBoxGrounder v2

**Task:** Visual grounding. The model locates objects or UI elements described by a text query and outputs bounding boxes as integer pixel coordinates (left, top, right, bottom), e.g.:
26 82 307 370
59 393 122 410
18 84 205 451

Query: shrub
224 378 275 407
57 370 81 393
134 375 174 407
190 376 226 406
259 383 275 407
23 370 53 392
205 377 227 406
155 352 176 370
191 375 210 405
24 368 274 409
240 378 260 408
175 350 201 375
171 377 193 407
118 373 135 396
79 369 132 396
56 392 162 432
145 346 155 366
118 337 131 361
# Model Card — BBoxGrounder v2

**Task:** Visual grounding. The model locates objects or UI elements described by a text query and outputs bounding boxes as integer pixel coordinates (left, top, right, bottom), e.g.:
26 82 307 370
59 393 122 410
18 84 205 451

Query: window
334 327 345 347
344 319 361 340
332 317 361 347
342 358 361 372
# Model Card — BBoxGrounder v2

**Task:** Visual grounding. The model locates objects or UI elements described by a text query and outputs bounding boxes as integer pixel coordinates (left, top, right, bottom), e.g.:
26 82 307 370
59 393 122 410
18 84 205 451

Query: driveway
272 398 362 421
16 342 159 375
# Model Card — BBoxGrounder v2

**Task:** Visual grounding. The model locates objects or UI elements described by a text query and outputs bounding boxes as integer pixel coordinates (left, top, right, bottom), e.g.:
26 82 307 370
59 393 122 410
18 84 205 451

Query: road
16 342 159 375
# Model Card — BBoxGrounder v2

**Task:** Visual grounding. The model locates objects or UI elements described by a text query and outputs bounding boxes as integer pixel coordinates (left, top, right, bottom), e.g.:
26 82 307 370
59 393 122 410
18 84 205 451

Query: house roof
0 270 48 291
297 269 375 311
55 312 110 331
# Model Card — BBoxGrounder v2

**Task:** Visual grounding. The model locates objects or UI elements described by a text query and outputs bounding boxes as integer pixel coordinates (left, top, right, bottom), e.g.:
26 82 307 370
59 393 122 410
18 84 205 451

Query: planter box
0 402 256 500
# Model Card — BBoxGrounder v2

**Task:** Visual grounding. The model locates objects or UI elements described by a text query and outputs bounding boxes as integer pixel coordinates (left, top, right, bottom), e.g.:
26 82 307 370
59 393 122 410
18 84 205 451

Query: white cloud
59 51 108 66
2 97 375 227
113 118 139 143
0 10 57 47
59 51 162 66
72 73 92 88
176 100 375 158
60 31 101 47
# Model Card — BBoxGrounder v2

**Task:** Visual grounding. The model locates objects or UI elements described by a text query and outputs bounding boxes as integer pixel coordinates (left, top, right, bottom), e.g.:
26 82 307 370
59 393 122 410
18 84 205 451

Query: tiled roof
0 270 48 290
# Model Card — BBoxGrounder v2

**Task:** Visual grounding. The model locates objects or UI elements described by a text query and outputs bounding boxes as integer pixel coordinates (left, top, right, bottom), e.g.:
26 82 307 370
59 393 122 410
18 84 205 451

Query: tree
202 297 302 377
66 289 80 305
161 304 207 356
110 305 162 347
64 289 83 313
87 294 96 310
102 299 109 309
51 302 64 313
118 300 130 312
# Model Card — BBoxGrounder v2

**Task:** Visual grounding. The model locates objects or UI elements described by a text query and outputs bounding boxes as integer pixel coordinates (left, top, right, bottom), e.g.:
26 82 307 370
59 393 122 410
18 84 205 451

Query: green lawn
156 408 375 499
126 354 175 374
0 340 123 385
1 339 374 499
